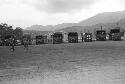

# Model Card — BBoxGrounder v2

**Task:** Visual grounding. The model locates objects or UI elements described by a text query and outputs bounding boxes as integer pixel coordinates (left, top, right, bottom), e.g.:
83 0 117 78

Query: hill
57 20 125 34
25 10 125 31
78 10 125 26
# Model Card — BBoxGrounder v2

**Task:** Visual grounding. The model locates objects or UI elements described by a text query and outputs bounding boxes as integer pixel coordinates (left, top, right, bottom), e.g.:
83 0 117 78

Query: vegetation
0 23 23 40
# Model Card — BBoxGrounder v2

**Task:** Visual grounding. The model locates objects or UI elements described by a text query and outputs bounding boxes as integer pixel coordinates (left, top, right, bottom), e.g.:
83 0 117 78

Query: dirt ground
0 41 125 84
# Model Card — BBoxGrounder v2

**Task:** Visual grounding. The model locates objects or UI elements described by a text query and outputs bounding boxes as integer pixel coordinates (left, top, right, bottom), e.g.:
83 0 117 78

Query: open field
0 41 125 84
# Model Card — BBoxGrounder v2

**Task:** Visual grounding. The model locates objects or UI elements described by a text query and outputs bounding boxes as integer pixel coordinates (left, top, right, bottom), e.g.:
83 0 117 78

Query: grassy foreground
0 41 125 84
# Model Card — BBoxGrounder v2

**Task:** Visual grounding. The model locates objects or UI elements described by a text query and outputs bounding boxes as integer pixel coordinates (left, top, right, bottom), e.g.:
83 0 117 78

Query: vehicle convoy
84 33 92 42
68 32 78 43
52 32 63 44
109 28 121 41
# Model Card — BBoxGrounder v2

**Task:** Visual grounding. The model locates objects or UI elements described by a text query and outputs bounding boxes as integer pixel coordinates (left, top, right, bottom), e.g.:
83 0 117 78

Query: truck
109 28 121 41
96 30 106 41
68 32 78 43
84 33 92 42
36 35 45 45
52 32 63 44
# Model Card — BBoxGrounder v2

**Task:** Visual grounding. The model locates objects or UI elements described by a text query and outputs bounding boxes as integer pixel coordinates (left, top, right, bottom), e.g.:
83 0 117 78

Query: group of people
9 37 29 52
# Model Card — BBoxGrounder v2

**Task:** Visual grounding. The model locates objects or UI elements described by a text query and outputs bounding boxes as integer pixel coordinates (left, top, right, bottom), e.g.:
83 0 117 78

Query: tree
14 27 23 40
0 23 14 39
0 23 24 41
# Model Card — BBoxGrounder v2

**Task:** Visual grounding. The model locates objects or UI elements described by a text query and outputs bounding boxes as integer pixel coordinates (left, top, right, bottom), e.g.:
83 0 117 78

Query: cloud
0 0 101 13
22 0 99 13
0 0 18 5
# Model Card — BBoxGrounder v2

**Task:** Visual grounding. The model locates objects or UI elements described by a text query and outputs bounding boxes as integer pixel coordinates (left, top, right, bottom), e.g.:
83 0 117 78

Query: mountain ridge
25 10 125 32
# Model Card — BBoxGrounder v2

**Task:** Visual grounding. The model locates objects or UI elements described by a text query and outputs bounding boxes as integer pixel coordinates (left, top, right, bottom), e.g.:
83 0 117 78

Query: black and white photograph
0 0 125 84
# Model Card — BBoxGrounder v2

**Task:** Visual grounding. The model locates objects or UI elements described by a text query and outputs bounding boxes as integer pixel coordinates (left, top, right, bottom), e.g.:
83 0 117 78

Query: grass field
0 41 125 84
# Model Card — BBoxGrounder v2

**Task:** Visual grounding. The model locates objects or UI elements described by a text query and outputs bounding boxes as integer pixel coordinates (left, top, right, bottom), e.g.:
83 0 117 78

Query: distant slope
26 10 125 32
57 19 125 33
78 10 125 26
26 25 55 31
55 26 90 33
26 23 76 31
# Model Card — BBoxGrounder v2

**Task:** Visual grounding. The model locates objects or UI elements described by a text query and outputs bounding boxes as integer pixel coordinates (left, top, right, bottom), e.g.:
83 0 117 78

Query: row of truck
0 28 123 46
35 28 123 45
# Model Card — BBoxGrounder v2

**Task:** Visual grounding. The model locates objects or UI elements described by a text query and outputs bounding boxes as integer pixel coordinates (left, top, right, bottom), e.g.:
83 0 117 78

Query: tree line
0 23 23 40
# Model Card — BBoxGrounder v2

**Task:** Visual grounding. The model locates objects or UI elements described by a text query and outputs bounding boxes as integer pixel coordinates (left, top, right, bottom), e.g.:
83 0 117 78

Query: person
9 37 15 52
23 38 29 50
81 33 84 42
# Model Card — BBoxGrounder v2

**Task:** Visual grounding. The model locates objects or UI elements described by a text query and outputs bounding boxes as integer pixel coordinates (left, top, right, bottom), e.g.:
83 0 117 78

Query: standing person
23 38 29 50
9 37 15 52
81 33 84 42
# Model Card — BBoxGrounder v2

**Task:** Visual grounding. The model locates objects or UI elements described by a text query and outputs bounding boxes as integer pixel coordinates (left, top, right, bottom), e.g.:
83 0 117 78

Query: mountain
57 19 125 34
55 26 90 32
26 23 76 31
26 25 54 31
78 10 125 26
54 23 77 30
25 10 125 31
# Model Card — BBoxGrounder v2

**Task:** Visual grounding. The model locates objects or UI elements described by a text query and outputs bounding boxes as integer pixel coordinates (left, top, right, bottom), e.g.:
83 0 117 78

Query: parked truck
84 33 92 42
36 35 45 45
52 32 63 44
109 28 121 41
68 32 78 43
96 29 106 41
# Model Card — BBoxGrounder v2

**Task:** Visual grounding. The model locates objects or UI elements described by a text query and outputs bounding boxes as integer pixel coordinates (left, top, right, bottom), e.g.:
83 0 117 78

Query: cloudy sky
0 0 125 28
